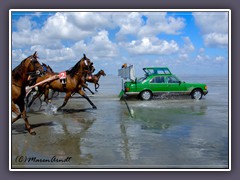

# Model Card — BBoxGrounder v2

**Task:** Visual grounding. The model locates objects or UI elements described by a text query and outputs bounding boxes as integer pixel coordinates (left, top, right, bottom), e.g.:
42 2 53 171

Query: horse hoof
93 106 97 109
30 130 36 135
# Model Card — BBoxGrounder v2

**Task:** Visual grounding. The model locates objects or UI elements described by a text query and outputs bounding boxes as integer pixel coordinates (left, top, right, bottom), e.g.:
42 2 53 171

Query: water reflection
127 101 208 132
12 112 96 168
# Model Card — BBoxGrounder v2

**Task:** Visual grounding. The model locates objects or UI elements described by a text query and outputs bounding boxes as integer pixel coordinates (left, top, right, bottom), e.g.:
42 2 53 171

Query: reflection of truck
119 66 208 100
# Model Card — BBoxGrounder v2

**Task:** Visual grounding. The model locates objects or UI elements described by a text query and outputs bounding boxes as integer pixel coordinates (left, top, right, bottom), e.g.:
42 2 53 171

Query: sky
11 10 229 77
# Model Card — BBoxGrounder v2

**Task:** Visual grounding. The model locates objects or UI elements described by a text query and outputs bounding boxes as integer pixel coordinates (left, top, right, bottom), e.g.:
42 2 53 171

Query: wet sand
11 75 229 169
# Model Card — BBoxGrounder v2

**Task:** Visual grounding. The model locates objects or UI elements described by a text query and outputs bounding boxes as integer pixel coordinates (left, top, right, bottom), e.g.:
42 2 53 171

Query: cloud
42 12 93 40
115 12 143 39
215 56 225 63
193 12 228 47
203 33 228 47
121 37 179 55
11 11 228 75
73 30 118 60
178 36 195 61
15 16 32 31
195 54 210 62
12 12 114 48
115 12 186 40
16 30 119 63
139 12 186 36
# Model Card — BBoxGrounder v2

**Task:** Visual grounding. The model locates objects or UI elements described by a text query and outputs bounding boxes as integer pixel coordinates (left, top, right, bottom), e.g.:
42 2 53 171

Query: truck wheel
140 90 152 100
191 89 203 100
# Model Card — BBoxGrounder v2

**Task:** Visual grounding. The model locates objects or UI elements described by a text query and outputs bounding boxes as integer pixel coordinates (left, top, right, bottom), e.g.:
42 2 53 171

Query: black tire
191 89 203 100
140 90 152 100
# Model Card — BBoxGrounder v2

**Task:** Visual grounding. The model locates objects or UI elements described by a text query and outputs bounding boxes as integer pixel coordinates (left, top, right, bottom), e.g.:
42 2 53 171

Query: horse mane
66 60 81 78
47 65 54 73
94 70 104 76
12 55 33 81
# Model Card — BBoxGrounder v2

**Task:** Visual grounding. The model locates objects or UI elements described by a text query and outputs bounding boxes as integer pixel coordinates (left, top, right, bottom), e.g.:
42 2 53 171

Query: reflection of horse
12 51 43 135
86 70 106 92
35 54 97 110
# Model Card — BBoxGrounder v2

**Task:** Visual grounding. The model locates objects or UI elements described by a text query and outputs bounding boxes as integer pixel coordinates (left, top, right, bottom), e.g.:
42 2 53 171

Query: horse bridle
27 57 43 78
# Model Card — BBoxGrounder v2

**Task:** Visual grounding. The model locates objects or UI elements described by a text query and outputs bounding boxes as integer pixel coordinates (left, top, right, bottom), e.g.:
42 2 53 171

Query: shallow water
11 75 229 169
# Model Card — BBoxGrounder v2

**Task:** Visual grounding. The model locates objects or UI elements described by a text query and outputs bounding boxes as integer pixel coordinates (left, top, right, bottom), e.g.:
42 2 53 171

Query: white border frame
9 9 231 171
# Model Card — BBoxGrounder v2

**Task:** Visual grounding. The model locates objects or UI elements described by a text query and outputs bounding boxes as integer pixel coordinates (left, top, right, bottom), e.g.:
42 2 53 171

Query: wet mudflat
11 75 229 169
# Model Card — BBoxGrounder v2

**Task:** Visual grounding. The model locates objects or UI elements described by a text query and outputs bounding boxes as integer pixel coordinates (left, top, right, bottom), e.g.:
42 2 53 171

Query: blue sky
11 10 229 76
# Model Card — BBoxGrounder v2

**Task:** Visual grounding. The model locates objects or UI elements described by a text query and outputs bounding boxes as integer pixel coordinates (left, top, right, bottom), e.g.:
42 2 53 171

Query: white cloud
114 12 185 40
179 53 189 60
15 16 32 31
12 49 29 62
139 12 185 36
215 56 225 63
73 30 118 60
178 36 195 61
195 54 210 62
11 11 228 75
12 12 114 48
115 12 143 40
204 33 228 47
193 12 228 47
121 37 179 55
42 12 93 40
182 36 195 51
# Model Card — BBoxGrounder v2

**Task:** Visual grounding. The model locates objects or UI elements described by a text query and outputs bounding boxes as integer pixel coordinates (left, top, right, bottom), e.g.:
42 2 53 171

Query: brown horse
86 70 106 92
12 51 43 135
26 63 55 108
42 63 54 74
35 54 97 110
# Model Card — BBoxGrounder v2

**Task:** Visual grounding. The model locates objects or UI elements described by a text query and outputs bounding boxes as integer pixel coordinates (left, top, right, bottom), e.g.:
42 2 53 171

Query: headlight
204 86 207 90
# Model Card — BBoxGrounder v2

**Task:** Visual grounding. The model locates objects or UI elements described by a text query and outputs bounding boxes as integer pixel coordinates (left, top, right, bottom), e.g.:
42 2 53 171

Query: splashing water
44 103 58 115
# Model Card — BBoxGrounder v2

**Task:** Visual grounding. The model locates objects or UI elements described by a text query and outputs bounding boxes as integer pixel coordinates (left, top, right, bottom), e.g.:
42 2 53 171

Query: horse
26 63 56 108
85 70 106 92
34 54 97 111
42 63 54 74
12 51 43 135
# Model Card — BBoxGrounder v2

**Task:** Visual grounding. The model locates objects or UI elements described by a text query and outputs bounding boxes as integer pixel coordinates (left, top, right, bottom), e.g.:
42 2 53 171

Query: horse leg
57 92 71 111
27 91 42 108
12 102 21 123
18 99 36 135
44 87 51 103
95 83 99 92
82 83 94 94
78 89 97 109
85 86 95 95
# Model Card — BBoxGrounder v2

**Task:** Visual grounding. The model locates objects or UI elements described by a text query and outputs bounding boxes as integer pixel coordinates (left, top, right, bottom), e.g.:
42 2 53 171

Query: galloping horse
42 63 54 74
12 51 43 135
26 63 55 108
86 70 106 92
35 54 97 110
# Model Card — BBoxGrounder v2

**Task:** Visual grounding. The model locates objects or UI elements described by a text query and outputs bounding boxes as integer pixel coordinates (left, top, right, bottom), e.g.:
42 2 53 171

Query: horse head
81 54 92 72
100 70 106 76
41 63 54 73
26 51 43 76
47 65 54 73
